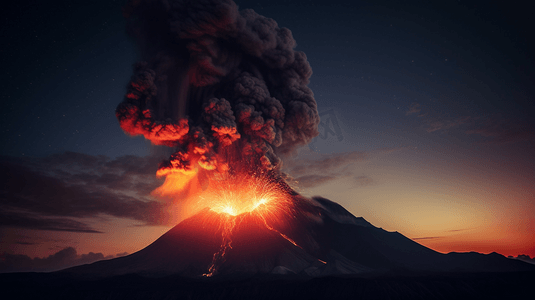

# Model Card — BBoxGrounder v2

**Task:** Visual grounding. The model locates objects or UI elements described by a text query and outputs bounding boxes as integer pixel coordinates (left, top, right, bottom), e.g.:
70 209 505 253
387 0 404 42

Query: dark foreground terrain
2 271 534 300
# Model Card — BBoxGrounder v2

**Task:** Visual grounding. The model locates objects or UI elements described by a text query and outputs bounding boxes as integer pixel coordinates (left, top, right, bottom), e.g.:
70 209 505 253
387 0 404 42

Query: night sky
1 0 534 271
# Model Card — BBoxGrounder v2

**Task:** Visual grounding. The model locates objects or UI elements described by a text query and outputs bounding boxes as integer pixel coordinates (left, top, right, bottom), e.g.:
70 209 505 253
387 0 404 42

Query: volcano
64 196 534 278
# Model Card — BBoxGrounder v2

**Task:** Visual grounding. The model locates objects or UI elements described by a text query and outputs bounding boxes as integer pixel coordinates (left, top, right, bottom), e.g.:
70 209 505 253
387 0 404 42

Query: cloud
117 0 320 176
406 102 421 116
412 228 474 242
405 101 477 133
0 152 173 233
412 236 443 241
466 118 535 145
509 254 535 265
447 228 470 233
0 247 128 273
285 150 366 176
293 175 336 188
15 242 37 245
425 116 473 133
0 210 102 233
283 149 368 188
405 103 534 146
283 147 405 189
354 175 374 186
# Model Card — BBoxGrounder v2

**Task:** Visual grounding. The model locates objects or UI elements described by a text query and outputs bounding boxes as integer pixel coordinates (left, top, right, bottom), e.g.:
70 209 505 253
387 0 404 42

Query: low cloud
447 228 470 233
412 236 443 241
406 102 421 116
0 247 128 273
0 210 102 233
405 104 534 146
466 118 535 145
426 116 473 133
0 152 172 233
405 101 476 133
509 254 535 265
286 150 366 176
283 147 404 189
293 175 336 188
354 175 374 186
284 149 367 188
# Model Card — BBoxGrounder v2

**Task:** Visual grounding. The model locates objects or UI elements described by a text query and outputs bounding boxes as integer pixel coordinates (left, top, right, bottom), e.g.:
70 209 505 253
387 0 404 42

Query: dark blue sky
1 0 534 263
2 1 138 157
2 0 533 158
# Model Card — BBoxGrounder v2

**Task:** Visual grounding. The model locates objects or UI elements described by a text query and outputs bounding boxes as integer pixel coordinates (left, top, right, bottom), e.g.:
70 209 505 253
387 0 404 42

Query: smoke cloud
116 0 319 183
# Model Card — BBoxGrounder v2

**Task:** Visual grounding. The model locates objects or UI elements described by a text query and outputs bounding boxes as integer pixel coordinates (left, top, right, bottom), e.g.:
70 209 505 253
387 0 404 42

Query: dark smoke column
116 0 319 180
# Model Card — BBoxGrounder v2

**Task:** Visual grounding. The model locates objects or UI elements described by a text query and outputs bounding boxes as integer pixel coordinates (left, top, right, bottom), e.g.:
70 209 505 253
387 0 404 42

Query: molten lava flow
204 213 236 277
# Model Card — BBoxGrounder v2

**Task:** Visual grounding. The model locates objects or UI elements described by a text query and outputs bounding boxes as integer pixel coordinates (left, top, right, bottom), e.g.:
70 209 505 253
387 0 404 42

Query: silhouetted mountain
63 196 535 278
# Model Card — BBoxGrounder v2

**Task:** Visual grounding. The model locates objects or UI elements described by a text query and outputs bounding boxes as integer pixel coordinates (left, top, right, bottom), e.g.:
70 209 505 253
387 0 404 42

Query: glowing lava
154 172 303 277
205 174 290 216
195 173 304 277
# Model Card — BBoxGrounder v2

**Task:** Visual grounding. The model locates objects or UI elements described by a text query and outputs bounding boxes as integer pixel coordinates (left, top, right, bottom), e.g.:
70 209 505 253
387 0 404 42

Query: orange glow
116 104 190 146
203 174 289 217
194 173 303 276
204 213 237 277
153 170 306 277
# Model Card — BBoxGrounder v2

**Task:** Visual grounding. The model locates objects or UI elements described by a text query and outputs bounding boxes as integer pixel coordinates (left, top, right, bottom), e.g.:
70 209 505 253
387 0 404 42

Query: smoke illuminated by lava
116 0 319 180
116 0 320 276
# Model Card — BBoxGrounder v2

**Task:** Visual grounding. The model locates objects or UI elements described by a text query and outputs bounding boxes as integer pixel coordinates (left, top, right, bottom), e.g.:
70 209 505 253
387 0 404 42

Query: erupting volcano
61 0 534 279
111 0 322 276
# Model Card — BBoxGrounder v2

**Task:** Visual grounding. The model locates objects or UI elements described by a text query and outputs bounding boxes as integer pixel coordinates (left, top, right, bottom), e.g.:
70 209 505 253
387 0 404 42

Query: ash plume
116 0 319 181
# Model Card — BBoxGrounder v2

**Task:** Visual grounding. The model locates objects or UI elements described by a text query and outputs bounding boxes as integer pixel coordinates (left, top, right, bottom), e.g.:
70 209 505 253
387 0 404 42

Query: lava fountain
195 172 303 276
155 170 310 276
116 0 320 276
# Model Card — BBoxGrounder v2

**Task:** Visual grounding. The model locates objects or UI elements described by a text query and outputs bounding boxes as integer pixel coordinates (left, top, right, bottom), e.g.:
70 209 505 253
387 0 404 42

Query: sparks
206 174 287 216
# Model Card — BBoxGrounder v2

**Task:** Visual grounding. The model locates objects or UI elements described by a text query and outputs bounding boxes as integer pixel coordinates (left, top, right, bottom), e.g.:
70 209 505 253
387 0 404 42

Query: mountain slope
64 196 535 278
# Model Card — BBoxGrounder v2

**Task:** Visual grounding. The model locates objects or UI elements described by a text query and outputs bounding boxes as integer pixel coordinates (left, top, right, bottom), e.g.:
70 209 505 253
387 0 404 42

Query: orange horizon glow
416 239 535 258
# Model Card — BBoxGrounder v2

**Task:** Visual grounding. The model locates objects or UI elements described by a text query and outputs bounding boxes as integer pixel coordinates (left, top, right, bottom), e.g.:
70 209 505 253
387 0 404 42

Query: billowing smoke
116 0 319 187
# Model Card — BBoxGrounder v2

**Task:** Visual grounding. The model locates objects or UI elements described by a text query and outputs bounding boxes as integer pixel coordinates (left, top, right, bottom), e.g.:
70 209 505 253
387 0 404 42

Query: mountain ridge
62 196 535 278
